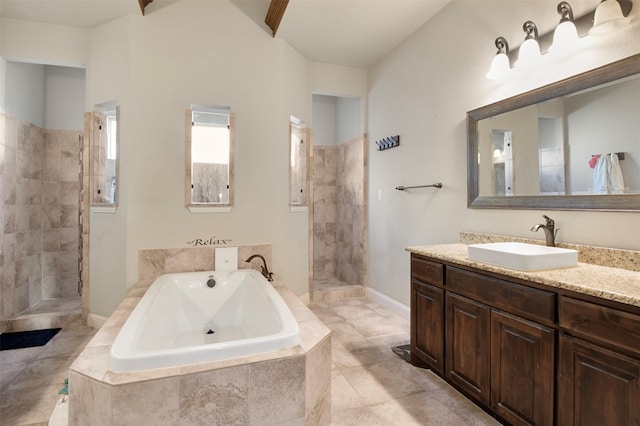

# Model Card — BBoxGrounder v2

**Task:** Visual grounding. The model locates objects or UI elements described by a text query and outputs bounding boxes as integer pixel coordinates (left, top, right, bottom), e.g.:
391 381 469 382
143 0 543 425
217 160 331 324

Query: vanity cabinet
410 256 444 373
446 266 555 425
410 250 640 426
490 310 554 426
558 296 640 426
411 254 555 425
445 292 490 404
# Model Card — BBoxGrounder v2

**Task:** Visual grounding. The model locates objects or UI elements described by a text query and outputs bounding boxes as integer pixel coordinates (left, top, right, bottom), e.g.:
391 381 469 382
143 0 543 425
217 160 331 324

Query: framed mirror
468 53 640 211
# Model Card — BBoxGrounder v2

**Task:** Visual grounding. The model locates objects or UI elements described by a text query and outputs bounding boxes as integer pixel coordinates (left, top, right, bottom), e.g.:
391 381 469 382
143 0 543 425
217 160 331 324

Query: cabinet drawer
560 296 640 356
446 267 556 325
411 255 444 287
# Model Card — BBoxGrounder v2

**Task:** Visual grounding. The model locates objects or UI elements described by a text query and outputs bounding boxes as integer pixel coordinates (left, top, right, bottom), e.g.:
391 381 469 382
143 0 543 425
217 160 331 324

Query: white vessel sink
467 242 578 271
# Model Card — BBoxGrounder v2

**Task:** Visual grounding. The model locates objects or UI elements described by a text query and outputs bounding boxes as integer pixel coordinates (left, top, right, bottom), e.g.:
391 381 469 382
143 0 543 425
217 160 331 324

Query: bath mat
59 378 69 395
0 328 61 351
391 344 412 363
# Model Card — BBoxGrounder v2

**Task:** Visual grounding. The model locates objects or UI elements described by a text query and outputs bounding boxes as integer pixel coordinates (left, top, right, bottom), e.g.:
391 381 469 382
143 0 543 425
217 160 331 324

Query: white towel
593 153 625 194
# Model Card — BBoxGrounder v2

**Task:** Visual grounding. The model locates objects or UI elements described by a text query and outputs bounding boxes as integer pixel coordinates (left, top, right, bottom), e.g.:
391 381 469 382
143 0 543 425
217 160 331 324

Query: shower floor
312 277 366 302
0 297 82 333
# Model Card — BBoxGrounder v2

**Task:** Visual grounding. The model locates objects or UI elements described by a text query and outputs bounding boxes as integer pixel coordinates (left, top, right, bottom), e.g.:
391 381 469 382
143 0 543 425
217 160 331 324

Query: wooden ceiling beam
138 0 154 16
265 0 289 37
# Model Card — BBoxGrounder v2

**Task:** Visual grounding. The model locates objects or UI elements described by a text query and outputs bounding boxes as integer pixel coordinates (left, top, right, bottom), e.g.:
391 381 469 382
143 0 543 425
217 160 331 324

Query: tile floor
0 297 500 425
312 277 366 302
0 316 97 425
308 298 501 426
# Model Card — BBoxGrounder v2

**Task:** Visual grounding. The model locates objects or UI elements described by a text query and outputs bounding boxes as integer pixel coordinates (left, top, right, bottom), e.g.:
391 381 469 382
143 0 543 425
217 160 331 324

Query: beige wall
368 0 640 307
0 17 88 67
83 3 365 317
1 3 368 318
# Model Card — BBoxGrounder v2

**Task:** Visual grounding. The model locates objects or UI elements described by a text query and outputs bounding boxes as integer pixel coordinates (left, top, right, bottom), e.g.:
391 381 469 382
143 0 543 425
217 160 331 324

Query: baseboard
299 292 311 305
367 288 410 322
86 313 108 329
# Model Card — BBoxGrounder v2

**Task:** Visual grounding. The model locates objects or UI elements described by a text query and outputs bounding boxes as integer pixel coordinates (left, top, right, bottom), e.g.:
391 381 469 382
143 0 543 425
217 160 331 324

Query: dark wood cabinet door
445 292 491 404
491 310 555 426
410 279 444 373
558 335 640 426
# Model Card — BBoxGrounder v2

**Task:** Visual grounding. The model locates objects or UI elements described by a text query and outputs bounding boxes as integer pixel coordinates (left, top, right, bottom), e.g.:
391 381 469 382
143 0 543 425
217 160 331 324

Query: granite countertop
407 243 640 308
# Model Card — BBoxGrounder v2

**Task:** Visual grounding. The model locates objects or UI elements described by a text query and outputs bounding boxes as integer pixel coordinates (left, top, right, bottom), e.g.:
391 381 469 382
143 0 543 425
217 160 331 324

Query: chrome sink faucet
245 254 274 282
531 215 558 247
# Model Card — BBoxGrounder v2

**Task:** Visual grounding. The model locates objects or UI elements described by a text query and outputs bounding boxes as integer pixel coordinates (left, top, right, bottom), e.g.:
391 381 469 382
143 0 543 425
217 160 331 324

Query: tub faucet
531 214 558 247
245 254 274 282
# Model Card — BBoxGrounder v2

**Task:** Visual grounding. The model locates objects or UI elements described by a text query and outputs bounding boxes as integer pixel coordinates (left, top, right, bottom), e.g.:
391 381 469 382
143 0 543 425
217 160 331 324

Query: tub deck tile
69 275 331 425
178 365 250 425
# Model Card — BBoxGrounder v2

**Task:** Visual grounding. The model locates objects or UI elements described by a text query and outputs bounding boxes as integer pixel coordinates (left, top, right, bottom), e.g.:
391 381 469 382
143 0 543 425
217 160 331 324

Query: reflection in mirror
186 105 234 207
468 53 640 211
91 101 118 205
289 115 309 206
489 129 513 196
478 76 638 197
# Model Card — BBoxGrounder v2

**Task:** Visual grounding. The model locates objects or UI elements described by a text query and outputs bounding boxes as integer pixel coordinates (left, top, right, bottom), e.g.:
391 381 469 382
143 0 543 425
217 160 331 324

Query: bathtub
109 269 300 371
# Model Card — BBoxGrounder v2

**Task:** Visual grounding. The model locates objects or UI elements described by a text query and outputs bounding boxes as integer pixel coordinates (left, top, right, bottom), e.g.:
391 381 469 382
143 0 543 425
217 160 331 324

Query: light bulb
486 37 511 80
515 21 542 72
550 20 579 53
550 2 579 53
590 0 628 36
487 53 511 80
516 38 542 70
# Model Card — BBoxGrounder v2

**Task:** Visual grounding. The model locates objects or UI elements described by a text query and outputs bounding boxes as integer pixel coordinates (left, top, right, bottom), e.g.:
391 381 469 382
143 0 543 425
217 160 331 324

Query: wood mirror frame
467 53 640 211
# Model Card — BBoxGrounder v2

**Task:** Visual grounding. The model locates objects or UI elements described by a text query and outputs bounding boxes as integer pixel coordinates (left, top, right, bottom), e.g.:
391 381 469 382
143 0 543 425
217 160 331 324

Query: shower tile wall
313 146 338 280
0 110 81 321
336 137 365 285
313 136 365 286
43 129 81 299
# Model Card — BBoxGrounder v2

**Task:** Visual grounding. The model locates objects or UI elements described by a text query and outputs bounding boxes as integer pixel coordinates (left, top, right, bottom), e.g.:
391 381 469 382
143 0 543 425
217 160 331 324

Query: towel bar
395 183 443 191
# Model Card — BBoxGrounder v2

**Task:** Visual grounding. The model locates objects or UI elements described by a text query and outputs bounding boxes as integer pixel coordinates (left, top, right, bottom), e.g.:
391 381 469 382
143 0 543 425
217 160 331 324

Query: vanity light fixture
590 0 629 35
515 21 542 71
550 2 580 53
486 0 632 80
486 37 511 80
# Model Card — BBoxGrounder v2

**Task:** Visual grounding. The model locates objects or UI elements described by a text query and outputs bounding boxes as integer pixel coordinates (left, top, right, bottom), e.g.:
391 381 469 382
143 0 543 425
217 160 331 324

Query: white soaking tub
109 269 300 371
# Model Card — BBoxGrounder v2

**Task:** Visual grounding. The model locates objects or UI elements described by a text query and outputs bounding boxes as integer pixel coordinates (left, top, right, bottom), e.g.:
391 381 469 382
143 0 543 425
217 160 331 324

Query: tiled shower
0 74 83 324
312 136 367 297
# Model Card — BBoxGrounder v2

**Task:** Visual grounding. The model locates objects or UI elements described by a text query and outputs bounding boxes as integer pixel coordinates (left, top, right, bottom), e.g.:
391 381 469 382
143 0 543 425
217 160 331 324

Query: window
186 105 234 209
91 101 118 207
289 116 309 207
107 114 117 160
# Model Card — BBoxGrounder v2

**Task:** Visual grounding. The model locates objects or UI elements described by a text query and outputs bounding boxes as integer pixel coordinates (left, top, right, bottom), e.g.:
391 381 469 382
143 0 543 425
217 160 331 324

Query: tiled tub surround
69 246 332 425
137 244 274 281
1 110 82 322
407 232 640 307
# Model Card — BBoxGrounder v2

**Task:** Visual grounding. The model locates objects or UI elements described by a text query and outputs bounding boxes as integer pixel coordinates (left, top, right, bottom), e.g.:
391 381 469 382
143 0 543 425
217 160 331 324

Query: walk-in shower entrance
310 94 367 302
